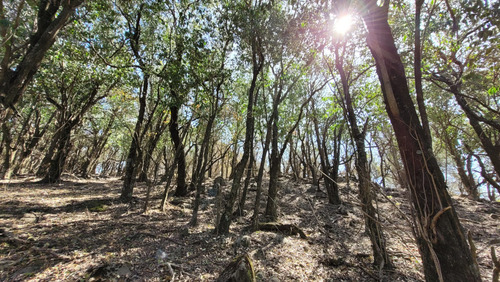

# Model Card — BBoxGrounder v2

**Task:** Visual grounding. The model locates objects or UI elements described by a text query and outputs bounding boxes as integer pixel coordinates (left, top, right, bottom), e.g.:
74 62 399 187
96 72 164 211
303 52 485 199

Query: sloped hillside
1 175 498 281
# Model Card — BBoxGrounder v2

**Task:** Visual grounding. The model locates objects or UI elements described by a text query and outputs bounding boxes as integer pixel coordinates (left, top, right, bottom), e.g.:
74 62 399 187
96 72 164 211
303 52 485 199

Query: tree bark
361 2 481 280
137 113 168 182
12 110 54 175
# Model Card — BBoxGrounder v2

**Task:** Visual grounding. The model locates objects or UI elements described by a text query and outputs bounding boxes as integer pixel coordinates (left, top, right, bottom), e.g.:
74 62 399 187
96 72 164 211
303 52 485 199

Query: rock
216 254 256 282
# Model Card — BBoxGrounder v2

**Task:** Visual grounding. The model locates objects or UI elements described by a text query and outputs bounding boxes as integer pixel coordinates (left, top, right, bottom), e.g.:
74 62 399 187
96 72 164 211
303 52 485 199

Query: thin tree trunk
217 33 263 234
252 117 273 230
236 150 254 217
190 112 217 225
414 0 432 146
12 110 55 175
335 46 392 269
120 75 149 202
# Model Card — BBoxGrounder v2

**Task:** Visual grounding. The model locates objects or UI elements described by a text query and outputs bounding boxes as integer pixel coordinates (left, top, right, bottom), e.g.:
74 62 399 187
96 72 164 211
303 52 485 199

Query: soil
0 175 499 281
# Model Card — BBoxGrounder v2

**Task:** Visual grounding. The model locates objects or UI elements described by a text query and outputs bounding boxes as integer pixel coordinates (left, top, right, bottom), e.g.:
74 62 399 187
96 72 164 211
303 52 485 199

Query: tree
328 35 392 268
360 1 481 280
0 0 85 114
217 1 266 234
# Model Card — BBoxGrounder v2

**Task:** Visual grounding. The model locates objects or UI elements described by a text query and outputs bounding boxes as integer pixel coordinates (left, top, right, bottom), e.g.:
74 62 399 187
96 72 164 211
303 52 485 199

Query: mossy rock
216 254 255 282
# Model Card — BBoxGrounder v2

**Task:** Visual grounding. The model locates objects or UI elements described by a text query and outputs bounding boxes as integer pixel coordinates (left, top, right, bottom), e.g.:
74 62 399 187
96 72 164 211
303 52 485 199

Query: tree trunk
414 0 432 146
335 46 392 269
0 111 13 179
313 112 342 204
441 133 478 199
137 115 167 182
120 76 149 202
236 151 254 217
362 2 481 280
80 114 115 178
217 33 263 234
169 103 188 197
452 87 500 178
191 112 217 225
40 124 72 183
265 88 314 221
265 101 281 221
12 110 54 175
252 117 273 229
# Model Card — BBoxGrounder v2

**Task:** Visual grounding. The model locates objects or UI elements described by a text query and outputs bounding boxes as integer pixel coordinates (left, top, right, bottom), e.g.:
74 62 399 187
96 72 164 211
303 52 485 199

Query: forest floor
0 175 499 281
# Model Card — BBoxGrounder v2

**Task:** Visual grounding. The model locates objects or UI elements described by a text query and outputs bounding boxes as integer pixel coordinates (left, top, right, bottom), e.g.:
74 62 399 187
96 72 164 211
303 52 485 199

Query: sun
334 14 354 35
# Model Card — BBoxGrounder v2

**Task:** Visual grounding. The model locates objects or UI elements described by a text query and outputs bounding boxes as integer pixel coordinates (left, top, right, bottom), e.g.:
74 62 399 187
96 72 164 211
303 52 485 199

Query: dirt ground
1 175 499 281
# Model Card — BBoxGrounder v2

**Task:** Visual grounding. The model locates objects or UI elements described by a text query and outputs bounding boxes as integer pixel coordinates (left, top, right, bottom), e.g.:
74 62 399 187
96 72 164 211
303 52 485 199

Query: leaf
487 87 498 96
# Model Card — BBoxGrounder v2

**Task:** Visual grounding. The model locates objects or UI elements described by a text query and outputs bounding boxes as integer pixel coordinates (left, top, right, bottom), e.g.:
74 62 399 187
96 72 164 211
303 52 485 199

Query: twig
167 262 175 281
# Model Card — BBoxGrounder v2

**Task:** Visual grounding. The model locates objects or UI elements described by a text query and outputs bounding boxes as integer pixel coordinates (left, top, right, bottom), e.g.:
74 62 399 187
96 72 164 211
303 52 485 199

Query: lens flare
334 14 354 35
